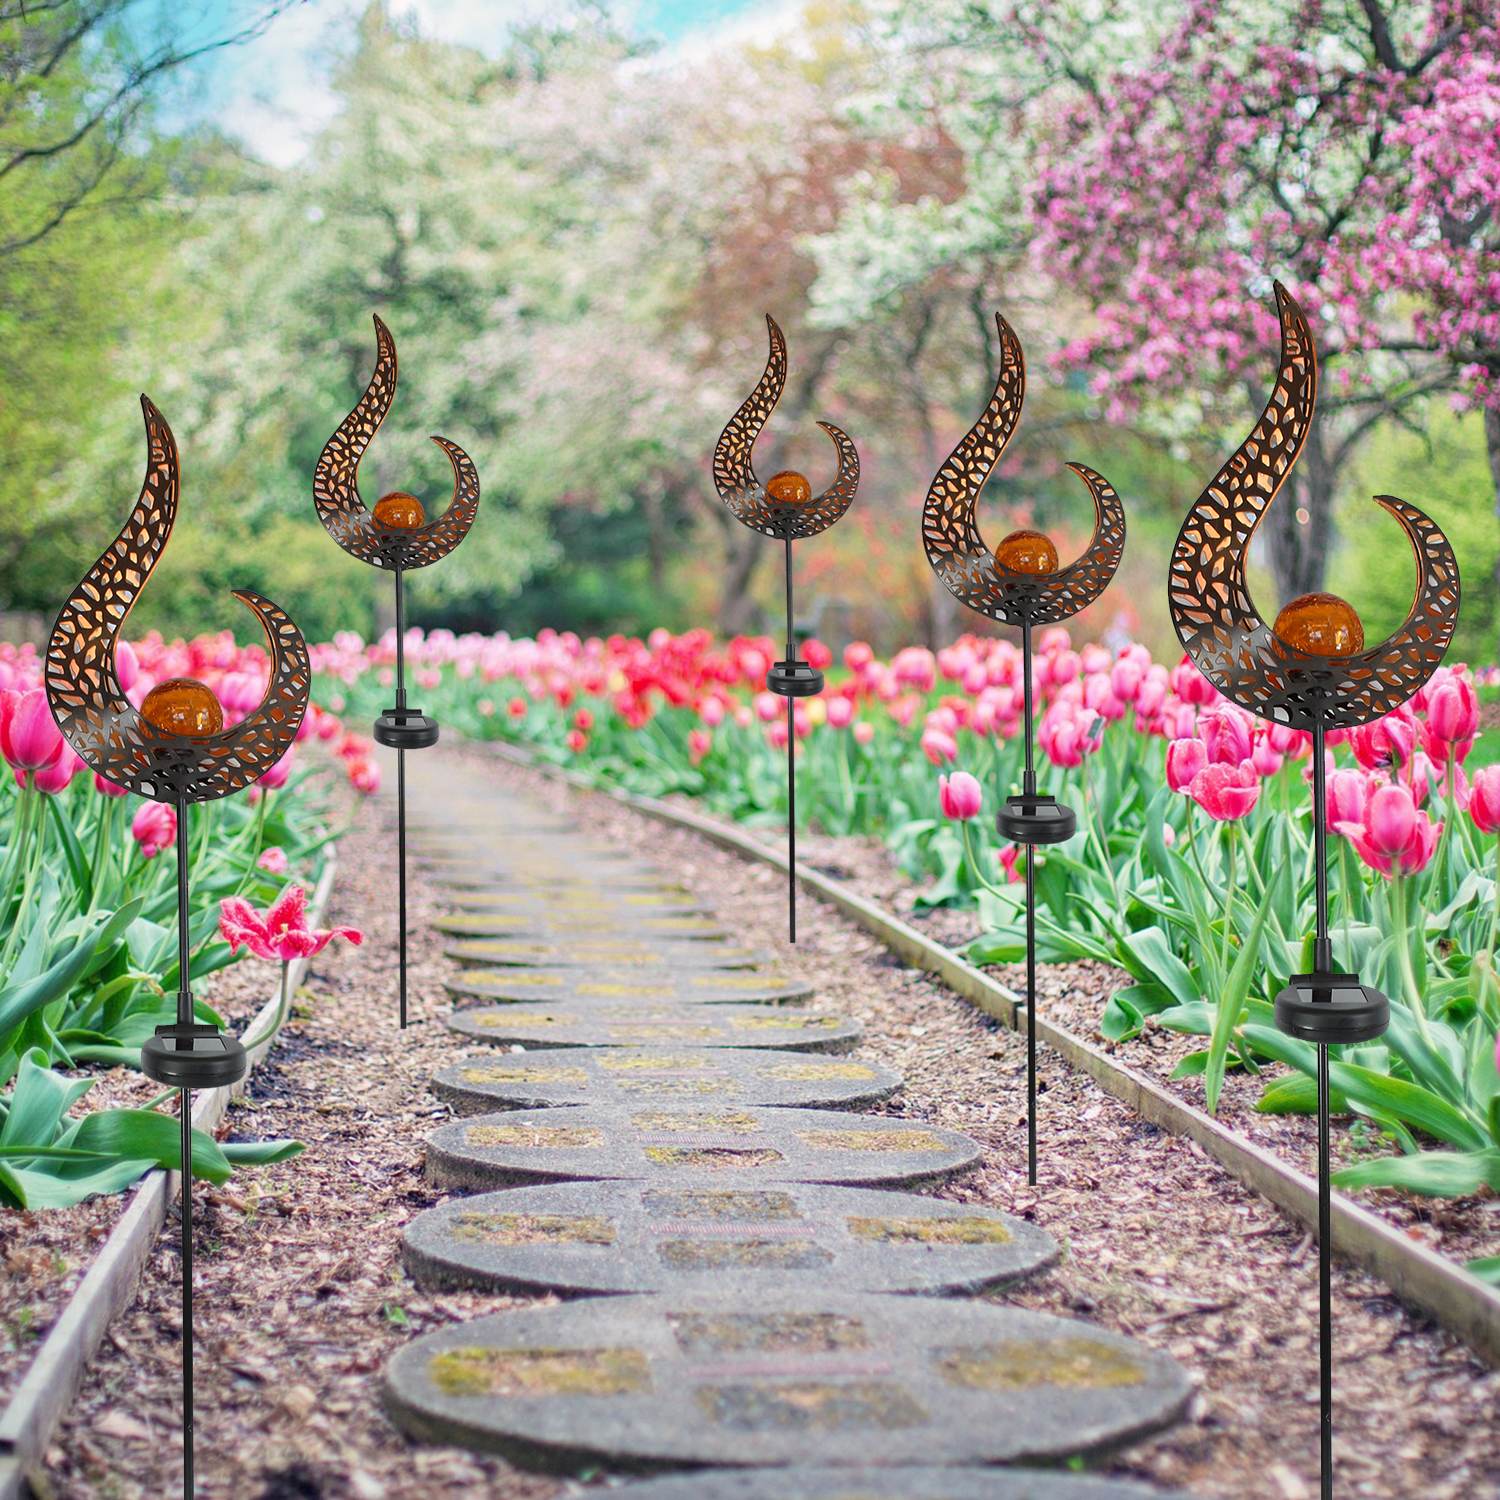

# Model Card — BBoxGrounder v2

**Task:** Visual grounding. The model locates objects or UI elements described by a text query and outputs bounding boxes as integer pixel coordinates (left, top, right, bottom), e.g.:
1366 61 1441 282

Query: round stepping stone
610 1468 1194 1499
431 1048 900 1113
447 1003 861 1054
424 1105 979 1192
443 889 711 916
446 968 813 1008
431 867 680 895
403 1181 1055 1297
434 911 732 940
382 1290 1191 1470
445 938 769 970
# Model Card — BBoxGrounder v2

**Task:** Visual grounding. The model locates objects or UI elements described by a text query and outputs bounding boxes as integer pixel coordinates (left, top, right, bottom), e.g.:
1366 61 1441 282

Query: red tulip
1186 762 1260 821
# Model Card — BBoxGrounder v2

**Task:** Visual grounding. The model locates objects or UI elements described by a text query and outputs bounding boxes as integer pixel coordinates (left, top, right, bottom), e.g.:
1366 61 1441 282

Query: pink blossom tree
1028 0 1500 601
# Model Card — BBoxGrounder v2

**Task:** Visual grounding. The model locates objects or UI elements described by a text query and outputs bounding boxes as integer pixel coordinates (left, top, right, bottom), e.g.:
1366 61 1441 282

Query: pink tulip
1469 766 1500 835
1250 736 1284 778
132 802 177 860
219 886 362 962
688 728 712 765
29 743 83 794
1110 658 1143 703
939 771 983 821
1336 781 1442 877
94 772 129 797
114 639 140 693
843 641 874 672
1349 711 1415 771
998 843 1023 883
754 692 780 724
1423 672 1478 762
347 758 380 795
1166 737 1208 793
826 695 854 729
1 688 62 772
852 720 874 746
257 846 289 874
1365 784 1417 855
1186 762 1260 821
259 748 294 790
1326 767 1372 830
699 697 726 728
1200 704 1254 766
921 728 959 765
1170 656 1217 706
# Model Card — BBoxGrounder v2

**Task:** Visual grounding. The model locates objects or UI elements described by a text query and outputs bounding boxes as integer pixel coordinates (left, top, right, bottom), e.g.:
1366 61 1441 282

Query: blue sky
155 0 776 167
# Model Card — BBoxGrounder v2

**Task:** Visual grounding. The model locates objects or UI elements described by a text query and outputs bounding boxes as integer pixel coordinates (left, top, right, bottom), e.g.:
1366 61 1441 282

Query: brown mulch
23 743 1500 1498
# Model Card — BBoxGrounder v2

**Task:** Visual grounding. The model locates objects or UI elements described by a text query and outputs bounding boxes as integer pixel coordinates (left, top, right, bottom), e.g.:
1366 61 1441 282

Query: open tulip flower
219 886 361 963
1185 761 1260 822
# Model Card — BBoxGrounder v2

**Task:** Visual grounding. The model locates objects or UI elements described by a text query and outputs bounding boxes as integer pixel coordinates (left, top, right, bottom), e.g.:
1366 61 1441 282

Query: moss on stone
796 1128 944 1153
641 1146 784 1169
845 1215 1011 1245
450 1211 615 1247
936 1337 1145 1391
467 1124 604 1149
429 1346 651 1398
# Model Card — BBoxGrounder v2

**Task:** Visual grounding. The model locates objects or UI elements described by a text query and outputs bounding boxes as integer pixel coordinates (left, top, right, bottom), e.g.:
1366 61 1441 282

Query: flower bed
316 625 1500 1284
0 632 374 1212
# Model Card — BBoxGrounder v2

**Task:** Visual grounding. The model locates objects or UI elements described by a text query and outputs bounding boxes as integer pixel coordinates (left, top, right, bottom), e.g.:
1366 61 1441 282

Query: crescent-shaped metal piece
46 397 310 804
922 312 1126 626
712 314 860 541
1167 283 1460 730
312 314 480 570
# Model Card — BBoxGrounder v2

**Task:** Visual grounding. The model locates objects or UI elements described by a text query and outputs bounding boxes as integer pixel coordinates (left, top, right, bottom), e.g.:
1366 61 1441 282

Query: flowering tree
1028 0 1500 603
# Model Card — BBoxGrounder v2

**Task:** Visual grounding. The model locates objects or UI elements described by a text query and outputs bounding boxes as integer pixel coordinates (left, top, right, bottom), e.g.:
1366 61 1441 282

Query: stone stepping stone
610 1468 1194 1498
403 1181 1055 1298
445 938 769 970
434 911 732 941
430 867 682 895
431 1047 900 1113
445 968 813 1008
447 1003 861 1054
424 1105 979 1192
382 1290 1191 1470
442 889 711 916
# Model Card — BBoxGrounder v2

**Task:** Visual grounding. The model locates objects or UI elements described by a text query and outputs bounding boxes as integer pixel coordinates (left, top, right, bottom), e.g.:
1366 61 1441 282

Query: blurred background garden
2 0 1497 663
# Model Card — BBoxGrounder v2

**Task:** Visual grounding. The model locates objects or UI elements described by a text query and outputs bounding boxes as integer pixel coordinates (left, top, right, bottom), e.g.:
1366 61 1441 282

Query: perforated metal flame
45 397 310 803
922 313 1126 626
1167 284 1460 731
313 314 480 570
712 314 860 541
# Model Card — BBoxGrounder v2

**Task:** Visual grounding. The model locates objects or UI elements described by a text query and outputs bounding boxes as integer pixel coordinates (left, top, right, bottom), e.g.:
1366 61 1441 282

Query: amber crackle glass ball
373 491 426 529
994 528 1059 575
765 470 813 506
140 678 224 738
1274 592 1365 656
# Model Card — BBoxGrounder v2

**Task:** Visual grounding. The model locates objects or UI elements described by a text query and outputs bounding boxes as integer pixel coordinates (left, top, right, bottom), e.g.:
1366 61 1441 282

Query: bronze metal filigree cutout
313 315 480 569
1167 283 1460 731
45 396 310 804
922 313 1126 626
712 315 860 541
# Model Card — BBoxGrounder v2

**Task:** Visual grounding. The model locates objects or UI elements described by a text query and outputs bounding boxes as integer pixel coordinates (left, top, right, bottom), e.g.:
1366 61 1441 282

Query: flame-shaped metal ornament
314 315 481 1027
1167 281 1459 1500
45 395 311 1500
922 311 1127 1187
712 315 861 942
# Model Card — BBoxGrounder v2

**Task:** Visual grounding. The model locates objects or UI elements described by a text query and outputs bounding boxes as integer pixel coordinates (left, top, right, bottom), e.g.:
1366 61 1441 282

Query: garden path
382 752 1195 1490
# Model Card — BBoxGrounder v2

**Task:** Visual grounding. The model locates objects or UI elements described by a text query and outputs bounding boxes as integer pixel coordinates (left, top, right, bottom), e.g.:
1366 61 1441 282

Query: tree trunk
715 525 765 635
1269 420 1335 603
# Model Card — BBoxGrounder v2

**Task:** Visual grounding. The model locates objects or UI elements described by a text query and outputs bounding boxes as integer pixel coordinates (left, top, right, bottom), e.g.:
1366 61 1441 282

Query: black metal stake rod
174 796 195 1500
1020 621 1037 1187
1311 717 1333 1500
394 563 408 1029
784 537 797 944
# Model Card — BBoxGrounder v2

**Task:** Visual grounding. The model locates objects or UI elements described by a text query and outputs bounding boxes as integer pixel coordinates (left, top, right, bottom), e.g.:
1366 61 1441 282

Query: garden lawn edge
0 847 340 1500
485 739 1500 1369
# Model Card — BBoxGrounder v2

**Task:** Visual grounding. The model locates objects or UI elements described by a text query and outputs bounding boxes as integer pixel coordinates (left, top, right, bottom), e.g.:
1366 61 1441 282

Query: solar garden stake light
713 314 860 942
921 312 1126 1187
45 397 311 1500
1167 283 1459 1500
314 315 480 1026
